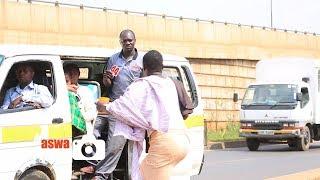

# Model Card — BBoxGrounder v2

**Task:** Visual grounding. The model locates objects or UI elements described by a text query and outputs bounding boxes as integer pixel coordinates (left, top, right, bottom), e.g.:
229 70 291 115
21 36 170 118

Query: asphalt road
191 141 320 180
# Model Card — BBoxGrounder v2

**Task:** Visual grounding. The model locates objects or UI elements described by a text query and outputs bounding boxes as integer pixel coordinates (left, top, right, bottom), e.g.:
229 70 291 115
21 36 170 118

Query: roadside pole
204 119 208 147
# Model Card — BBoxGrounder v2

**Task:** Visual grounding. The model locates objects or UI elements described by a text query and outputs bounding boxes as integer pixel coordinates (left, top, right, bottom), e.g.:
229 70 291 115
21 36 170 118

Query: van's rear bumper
239 129 303 139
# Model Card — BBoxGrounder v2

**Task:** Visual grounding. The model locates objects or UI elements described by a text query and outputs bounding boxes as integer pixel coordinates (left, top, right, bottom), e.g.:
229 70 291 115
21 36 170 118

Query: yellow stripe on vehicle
1 123 72 143
184 115 204 128
2 125 41 143
48 122 72 139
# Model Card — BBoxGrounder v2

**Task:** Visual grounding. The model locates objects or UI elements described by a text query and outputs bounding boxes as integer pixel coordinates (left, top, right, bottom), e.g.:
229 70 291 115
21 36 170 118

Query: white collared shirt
1 81 53 109
76 85 97 122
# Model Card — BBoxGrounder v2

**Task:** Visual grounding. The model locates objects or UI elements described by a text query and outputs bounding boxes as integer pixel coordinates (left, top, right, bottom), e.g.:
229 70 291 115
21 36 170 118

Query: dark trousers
72 126 89 171
89 115 127 179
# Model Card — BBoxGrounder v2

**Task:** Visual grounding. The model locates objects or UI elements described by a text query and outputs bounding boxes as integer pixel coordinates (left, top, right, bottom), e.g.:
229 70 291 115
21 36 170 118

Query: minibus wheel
19 169 50 180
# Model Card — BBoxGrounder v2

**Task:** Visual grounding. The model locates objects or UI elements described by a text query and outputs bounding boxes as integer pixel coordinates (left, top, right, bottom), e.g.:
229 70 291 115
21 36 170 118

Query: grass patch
207 122 244 142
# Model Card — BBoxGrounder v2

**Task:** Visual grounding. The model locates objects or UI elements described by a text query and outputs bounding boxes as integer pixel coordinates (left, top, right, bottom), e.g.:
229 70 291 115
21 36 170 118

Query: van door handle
52 118 63 124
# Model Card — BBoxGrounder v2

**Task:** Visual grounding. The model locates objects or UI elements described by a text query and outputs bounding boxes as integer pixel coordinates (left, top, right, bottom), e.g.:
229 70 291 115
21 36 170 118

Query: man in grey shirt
85 29 143 180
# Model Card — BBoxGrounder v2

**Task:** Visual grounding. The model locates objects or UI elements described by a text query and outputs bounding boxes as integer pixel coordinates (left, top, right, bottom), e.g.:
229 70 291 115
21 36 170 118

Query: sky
32 0 320 34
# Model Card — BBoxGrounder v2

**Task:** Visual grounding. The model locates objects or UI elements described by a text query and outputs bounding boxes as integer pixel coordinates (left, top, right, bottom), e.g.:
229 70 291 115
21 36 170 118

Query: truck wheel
246 138 260 151
287 139 297 148
19 169 50 180
296 126 311 151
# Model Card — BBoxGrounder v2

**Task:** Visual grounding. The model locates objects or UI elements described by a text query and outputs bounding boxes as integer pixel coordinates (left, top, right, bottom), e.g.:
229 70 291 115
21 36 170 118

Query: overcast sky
37 0 320 34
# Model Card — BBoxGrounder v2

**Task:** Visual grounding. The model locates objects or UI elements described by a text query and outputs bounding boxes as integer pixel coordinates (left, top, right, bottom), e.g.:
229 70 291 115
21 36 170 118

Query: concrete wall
190 59 257 130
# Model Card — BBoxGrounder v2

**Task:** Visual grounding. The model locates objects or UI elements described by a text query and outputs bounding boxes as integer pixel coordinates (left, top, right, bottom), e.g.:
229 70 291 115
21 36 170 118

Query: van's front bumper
239 129 303 139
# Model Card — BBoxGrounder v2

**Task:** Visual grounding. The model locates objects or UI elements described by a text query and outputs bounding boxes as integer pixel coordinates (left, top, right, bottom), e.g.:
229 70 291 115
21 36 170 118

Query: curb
265 168 320 180
205 140 247 150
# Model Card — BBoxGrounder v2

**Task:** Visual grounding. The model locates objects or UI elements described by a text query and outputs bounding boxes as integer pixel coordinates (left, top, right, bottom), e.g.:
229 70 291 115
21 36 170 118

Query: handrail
13 0 320 37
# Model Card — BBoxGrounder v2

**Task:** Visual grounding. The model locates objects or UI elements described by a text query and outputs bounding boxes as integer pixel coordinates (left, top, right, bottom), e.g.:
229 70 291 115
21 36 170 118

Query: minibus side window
162 66 183 83
0 61 55 113
181 65 198 108
162 66 198 107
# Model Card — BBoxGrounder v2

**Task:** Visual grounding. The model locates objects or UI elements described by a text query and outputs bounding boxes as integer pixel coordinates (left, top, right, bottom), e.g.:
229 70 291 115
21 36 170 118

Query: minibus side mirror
296 93 302 101
301 87 308 94
233 93 239 102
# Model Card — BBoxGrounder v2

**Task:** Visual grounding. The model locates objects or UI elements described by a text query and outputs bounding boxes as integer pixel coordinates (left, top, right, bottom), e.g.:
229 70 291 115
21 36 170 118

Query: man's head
63 63 80 85
15 62 35 87
143 50 163 76
119 29 136 54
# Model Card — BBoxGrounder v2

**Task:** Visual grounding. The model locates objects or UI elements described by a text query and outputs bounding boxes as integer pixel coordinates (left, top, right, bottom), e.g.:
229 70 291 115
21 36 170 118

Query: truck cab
240 58 320 151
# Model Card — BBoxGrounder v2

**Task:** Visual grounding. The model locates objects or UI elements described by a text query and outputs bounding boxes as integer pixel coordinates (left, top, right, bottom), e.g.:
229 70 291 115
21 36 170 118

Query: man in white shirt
63 63 97 125
64 63 98 179
1 62 53 109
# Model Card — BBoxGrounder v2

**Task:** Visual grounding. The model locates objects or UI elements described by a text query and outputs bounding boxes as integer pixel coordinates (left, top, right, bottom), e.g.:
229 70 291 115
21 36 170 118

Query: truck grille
253 123 283 130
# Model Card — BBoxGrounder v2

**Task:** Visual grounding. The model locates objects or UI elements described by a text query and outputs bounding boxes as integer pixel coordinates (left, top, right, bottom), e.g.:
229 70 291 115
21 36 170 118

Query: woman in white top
99 50 189 180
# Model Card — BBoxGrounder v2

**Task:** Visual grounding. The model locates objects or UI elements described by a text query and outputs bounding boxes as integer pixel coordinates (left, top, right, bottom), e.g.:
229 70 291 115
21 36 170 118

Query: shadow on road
258 143 320 152
216 143 320 152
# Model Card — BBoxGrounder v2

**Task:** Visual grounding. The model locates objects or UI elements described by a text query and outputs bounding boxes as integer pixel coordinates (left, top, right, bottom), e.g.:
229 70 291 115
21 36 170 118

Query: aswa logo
41 139 70 149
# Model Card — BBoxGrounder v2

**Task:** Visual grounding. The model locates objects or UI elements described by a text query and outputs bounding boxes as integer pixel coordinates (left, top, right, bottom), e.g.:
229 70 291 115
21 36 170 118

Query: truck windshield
241 84 298 110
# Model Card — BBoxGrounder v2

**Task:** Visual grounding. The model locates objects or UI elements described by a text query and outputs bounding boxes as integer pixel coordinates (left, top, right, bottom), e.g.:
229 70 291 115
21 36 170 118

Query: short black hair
63 63 80 75
15 62 35 72
119 29 136 39
143 50 163 73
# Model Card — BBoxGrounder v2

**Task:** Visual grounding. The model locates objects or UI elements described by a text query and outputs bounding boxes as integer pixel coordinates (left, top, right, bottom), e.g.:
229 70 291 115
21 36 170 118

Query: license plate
258 130 274 135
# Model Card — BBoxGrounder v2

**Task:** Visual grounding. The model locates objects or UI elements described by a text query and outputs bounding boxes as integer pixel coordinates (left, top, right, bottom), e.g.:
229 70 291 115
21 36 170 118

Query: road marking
266 168 320 180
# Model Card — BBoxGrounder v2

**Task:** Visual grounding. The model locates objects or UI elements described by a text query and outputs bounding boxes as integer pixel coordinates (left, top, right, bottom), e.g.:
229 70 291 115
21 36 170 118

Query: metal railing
13 0 320 37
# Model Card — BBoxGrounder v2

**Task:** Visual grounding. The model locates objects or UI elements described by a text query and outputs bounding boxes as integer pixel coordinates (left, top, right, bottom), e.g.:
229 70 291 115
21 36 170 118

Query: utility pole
270 0 273 28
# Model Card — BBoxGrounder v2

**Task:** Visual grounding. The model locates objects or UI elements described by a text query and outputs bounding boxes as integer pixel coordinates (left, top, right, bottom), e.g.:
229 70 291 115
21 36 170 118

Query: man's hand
27 102 42 109
182 114 189 120
102 70 114 87
105 70 114 79
96 100 109 114
67 84 78 93
9 96 23 109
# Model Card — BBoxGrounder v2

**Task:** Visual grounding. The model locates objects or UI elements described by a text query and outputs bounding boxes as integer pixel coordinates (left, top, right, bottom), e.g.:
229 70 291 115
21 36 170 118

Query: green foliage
207 122 243 142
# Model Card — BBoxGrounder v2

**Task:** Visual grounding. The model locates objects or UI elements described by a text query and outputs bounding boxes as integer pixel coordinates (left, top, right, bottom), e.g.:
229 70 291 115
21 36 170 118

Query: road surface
192 142 320 180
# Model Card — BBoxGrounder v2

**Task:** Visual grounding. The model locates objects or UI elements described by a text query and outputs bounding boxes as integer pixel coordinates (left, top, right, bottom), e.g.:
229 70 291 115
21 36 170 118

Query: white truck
239 58 320 151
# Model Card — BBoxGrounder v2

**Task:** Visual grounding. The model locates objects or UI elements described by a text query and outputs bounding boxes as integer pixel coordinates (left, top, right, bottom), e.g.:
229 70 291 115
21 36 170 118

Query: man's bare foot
80 166 95 174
